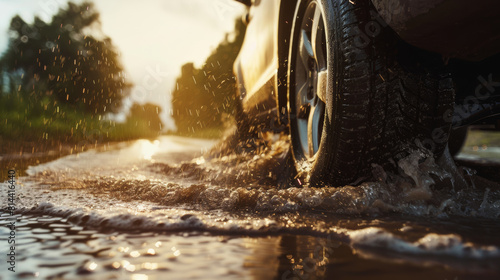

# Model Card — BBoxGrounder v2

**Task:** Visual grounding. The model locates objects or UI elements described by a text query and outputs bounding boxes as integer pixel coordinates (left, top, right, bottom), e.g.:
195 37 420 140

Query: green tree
171 18 246 133
0 1 131 114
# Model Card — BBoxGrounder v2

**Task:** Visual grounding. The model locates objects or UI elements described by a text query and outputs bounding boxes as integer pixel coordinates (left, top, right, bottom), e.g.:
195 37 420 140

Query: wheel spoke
296 82 311 116
311 6 322 62
307 102 324 157
300 30 314 68
317 70 327 103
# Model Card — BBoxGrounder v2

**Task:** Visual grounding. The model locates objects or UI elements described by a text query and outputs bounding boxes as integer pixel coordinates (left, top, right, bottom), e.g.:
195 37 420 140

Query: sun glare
140 140 160 160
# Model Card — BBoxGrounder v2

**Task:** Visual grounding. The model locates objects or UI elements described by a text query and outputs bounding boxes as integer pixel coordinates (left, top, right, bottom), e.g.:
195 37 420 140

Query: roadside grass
0 92 162 150
0 90 228 178
0 91 161 177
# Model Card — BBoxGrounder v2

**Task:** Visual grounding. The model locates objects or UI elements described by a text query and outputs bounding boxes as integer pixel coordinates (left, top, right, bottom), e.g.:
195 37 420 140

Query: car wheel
287 0 454 187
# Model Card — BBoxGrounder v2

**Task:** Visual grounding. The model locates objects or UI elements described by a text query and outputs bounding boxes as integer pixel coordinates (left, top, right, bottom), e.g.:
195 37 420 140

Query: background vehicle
233 0 500 186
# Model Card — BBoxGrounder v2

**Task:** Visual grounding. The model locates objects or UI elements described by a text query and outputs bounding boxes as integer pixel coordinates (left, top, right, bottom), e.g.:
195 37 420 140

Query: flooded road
1 135 500 279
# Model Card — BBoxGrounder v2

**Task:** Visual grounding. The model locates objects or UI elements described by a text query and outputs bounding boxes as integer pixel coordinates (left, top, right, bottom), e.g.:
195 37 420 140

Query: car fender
371 0 500 61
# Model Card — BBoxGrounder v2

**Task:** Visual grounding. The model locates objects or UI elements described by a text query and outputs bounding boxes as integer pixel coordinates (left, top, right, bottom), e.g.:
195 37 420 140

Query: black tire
287 0 454 187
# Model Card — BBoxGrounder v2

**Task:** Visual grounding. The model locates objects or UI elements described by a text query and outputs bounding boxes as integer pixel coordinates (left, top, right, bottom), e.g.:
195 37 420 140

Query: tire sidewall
288 0 453 187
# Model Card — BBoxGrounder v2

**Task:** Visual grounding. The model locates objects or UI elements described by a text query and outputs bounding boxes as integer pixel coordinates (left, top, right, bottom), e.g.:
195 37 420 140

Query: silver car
233 0 500 186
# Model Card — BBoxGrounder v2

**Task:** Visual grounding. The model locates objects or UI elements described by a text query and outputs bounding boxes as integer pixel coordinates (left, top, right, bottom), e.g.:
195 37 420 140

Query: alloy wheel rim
291 1 328 160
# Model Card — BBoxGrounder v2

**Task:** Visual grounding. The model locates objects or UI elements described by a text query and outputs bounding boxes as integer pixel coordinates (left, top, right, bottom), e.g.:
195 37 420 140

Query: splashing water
3 135 500 278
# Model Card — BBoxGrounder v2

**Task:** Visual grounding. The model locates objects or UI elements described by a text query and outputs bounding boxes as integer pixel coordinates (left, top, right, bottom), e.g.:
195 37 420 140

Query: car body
233 0 500 186
235 0 499 124
372 0 500 61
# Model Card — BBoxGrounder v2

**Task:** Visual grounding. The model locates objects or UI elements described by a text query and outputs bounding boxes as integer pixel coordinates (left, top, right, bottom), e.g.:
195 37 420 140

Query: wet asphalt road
1 135 500 279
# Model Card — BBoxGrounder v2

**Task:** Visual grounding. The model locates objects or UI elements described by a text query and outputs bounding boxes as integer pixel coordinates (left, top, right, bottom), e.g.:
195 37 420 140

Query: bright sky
0 0 245 130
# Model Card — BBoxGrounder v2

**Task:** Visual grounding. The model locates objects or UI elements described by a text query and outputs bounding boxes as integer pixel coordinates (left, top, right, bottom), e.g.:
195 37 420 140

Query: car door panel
235 0 281 115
